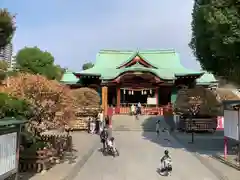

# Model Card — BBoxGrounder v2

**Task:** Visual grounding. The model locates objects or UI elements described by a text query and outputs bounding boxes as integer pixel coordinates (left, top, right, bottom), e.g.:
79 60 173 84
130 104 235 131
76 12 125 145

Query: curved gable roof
69 49 217 84
94 49 184 69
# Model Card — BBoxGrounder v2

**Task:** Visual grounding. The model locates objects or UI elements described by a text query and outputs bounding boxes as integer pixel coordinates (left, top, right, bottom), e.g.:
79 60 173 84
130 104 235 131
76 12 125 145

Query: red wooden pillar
155 87 159 107
117 87 121 108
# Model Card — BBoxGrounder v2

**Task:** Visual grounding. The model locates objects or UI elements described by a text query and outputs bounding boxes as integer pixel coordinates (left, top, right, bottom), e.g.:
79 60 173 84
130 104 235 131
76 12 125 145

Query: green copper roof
196 72 217 85
93 49 184 69
60 70 79 84
61 50 217 84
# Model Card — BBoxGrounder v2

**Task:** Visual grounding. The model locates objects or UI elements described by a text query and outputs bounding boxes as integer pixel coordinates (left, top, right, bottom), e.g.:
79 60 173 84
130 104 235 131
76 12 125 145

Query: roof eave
73 72 101 77
175 72 204 78
60 81 79 85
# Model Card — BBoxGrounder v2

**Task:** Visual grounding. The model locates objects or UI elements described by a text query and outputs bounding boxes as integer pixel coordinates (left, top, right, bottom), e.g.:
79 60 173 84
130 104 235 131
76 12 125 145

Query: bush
174 87 222 117
0 73 76 131
71 87 100 108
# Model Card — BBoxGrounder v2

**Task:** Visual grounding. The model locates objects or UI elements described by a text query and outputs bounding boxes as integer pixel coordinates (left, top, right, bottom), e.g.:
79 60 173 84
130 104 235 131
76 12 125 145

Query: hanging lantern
132 90 134 95
150 89 152 94
128 90 131 95
141 90 143 95
144 91 147 95
123 89 126 94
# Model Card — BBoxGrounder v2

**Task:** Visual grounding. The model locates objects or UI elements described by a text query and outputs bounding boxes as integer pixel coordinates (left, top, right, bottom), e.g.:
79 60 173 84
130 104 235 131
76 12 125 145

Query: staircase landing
112 115 168 132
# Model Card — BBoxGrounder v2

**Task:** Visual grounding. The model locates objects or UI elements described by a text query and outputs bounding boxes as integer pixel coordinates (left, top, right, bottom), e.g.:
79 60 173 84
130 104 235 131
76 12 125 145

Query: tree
0 73 76 132
82 62 94 70
15 47 64 80
0 60 8 81
0 60 8 71
0 9 16 48
0 92 31 119
190 1 240 83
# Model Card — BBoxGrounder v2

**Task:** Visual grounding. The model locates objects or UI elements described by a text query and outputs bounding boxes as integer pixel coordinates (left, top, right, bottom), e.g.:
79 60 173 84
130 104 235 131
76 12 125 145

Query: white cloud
12 0 200 70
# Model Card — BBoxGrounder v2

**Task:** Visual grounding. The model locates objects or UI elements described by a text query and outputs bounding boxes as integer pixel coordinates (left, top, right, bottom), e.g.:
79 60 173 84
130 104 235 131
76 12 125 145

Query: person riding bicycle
161 150 170 162
160 150 172 170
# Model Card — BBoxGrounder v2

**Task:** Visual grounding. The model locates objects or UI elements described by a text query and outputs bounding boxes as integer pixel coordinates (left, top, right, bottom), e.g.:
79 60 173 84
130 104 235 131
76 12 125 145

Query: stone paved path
172 131 240 180
112 114 158 131
73 115 240 180
26 115 240 180
73 131 219 180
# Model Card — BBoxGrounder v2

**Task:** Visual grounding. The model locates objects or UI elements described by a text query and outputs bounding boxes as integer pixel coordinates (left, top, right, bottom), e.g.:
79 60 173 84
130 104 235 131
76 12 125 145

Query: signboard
224 110 239 140
147 97 156 105
0 132 17 176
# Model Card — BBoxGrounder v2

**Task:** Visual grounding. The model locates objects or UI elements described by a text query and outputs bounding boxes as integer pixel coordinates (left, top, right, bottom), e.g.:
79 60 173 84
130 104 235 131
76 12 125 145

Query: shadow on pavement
141 116 185 150
141 115 237 156
141 115 240 179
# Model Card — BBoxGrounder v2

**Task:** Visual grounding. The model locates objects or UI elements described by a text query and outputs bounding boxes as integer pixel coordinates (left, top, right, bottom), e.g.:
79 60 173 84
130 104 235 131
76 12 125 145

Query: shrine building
61 50 217 113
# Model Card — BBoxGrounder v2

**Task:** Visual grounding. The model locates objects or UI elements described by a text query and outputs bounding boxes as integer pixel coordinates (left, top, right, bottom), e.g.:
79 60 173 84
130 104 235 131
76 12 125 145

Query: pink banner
217 116 224 130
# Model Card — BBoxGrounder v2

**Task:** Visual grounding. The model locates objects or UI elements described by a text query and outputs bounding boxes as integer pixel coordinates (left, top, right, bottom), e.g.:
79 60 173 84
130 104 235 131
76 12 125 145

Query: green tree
0 60 8 81
0 9 16 48
190 0 240 83
0 93 31 119
15 46 64 80
82 62 94 70
0 60 8 71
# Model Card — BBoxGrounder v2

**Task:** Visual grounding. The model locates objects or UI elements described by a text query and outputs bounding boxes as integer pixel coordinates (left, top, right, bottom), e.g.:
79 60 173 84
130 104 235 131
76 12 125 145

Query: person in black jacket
100 126 109 152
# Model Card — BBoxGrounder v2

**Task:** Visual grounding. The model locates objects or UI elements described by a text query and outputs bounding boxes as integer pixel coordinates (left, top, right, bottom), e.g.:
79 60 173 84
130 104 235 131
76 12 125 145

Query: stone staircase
112 115 169 132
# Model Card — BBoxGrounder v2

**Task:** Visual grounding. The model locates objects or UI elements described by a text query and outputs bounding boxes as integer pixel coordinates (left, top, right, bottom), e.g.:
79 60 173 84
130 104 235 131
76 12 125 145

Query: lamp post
188 96 202 144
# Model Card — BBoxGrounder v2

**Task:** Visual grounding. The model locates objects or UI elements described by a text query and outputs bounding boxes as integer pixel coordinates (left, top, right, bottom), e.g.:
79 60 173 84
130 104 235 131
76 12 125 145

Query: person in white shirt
131 104 135 115
89 117 95 134
98 110 104 132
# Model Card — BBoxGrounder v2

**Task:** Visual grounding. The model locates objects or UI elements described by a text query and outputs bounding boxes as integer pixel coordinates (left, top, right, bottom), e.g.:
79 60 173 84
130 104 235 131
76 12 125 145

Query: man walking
156 119 161 137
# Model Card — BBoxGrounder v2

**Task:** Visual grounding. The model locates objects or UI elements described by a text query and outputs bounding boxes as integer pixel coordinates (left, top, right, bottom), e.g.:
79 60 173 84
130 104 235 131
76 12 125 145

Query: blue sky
1 0 200 71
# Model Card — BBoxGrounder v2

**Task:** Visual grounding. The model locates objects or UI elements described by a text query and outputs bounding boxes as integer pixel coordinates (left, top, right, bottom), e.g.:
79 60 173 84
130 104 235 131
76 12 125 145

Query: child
107 137 115 149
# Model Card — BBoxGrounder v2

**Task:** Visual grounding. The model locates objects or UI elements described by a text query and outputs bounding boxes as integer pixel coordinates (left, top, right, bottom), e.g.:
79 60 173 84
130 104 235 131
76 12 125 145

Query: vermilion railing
107 104 173 116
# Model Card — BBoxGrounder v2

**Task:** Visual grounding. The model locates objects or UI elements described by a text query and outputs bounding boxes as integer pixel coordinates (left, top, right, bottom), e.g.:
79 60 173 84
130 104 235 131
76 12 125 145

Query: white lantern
150 89 152 94
123 89 126 94
141 90 143 95
128 90 131 95
132 90 134 95
144 91 147 95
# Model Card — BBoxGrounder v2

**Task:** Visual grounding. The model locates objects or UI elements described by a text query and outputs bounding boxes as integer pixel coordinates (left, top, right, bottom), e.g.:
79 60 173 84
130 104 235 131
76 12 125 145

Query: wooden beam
101 86 108 116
